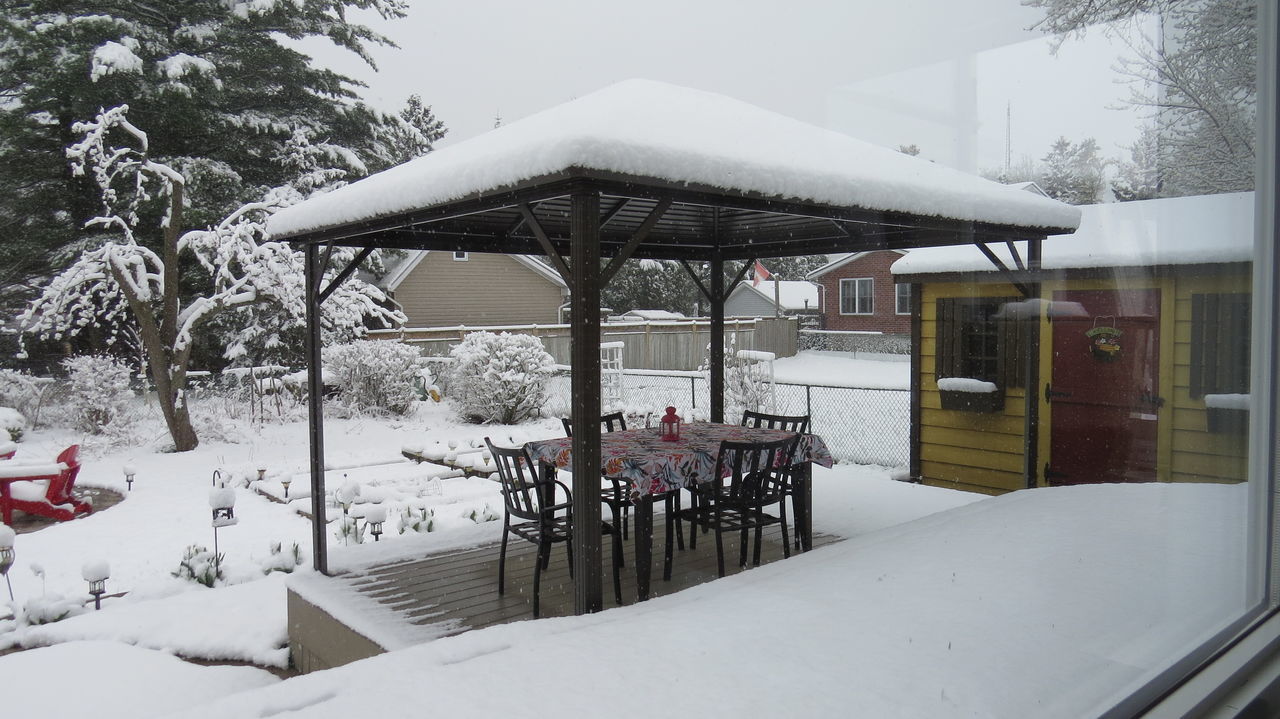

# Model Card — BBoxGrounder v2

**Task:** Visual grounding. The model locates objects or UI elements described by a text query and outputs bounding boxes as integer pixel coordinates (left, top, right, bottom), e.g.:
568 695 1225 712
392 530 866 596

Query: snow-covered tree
19 106 403 451
1024 0 1256 195
0 0 428 314
1039 136 1108 205
1113 124 1164 201
385 94 448 165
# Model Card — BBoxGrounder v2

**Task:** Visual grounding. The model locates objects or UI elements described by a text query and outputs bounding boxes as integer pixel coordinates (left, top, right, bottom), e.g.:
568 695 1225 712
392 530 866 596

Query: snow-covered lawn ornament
123 463 136 491
256 464 268 482
209 486 237 579
81 560 109 610
280 476 292 499
0 523 15 601
336 477 360 515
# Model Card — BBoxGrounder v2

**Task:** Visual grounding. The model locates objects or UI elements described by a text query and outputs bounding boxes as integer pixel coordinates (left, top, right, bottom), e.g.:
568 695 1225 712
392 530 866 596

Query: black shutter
1191 293 1251 398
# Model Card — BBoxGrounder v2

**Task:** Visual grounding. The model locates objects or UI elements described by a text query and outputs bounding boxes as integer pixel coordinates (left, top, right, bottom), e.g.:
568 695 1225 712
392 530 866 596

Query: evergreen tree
0 0 424 311
385 94 448 165
1113 124 1163 201
1039 136 1107 205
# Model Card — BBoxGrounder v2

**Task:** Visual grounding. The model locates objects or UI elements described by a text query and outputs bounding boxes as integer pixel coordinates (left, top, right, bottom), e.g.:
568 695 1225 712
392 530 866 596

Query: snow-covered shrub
399 506 436 534
0 407 25 442
448 332 554 424
173 544 224 588
260 542 304 575
0 369 43 430
701 335 774 421
60 354 134 433
334 514 365 545
20 594 86 625
324 339 423 416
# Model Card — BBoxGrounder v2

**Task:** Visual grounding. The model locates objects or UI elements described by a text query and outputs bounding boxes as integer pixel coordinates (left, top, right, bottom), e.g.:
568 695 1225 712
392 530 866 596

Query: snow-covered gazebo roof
268 79 1079 256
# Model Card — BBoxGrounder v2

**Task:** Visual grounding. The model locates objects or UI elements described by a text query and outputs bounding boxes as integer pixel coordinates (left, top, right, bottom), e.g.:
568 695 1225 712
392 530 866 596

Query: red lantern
659 406 682 441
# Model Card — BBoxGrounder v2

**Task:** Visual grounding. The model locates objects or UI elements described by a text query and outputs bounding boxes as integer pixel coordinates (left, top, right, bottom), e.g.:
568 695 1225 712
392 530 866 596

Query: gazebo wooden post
710 252 726 423
569 188 604 614
1023 237 1043 489
304 243 329 574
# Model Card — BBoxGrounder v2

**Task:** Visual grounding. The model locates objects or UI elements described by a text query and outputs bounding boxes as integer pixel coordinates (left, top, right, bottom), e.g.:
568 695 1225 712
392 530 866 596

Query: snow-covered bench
0 445 92 523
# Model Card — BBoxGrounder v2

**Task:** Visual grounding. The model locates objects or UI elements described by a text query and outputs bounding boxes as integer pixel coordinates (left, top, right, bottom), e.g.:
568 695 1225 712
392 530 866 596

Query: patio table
526 422 834 601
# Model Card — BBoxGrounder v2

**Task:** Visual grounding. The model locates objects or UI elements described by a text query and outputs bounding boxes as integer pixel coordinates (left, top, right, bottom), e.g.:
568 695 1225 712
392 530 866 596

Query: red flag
753 260 771 287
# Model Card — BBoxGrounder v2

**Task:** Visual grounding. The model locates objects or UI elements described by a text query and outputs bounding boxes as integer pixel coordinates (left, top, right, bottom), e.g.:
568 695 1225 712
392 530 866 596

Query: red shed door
1047 289 1161 485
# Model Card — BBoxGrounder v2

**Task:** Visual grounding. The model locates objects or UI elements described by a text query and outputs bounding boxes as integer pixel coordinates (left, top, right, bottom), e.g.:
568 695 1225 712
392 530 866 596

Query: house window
935 296 1024 388
896 283 912 315
1190 293 1250 398
453 251 469 261
839 278 873 315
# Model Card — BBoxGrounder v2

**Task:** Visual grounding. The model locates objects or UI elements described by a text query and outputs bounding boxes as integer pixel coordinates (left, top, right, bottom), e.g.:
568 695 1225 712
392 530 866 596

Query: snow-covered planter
323 340 424 416
448 332 554 424
1204 393 1249 433
937 377 1003 413
61 354 135 433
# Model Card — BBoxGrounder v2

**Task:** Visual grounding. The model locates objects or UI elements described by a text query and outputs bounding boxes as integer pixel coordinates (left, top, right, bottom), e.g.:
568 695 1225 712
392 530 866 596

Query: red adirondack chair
0 445 92 524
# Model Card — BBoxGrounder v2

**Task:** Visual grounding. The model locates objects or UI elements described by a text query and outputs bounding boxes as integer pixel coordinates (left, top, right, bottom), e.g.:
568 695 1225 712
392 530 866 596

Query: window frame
896 283 912 315
453 251 469 261
839 277 874 315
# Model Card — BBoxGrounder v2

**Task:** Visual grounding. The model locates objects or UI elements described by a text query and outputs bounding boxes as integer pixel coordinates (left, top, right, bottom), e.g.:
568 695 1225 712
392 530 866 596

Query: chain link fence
546 369 908 468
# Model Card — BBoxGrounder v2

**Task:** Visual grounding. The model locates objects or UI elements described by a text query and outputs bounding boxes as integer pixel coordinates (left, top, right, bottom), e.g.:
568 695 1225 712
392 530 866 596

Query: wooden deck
288 515 840 672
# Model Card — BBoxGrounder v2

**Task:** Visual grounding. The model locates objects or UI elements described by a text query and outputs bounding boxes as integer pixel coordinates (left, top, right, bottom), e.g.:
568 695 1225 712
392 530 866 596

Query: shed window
896 283 912 315
935 296 1025 388
840 278 873 314
1190 293 1250 398
453 251 469 261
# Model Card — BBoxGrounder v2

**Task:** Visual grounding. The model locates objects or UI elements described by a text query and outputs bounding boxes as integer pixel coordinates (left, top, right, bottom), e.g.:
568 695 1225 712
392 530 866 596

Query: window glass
896 283 912 314
840 277 873 314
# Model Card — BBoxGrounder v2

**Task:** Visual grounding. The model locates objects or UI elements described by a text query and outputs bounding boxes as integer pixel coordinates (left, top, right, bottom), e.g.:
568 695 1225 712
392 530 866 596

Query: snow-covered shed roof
613 309 687 321
892 192 1254 277
382 251 566 291
267 79 1078 258
732 280 820 310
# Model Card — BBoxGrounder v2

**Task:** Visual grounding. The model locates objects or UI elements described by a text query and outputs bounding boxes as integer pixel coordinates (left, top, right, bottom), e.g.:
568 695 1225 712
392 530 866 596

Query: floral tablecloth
525 423 835 497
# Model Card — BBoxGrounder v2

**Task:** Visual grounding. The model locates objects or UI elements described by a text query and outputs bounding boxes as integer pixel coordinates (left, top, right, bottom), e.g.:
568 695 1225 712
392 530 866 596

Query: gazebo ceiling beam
678 259 713 303
598 198 631 229
724 258 754 299
600 197 672 285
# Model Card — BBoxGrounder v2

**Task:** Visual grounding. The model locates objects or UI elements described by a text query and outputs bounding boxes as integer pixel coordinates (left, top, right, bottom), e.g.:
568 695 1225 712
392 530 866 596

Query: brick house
805 250 912 333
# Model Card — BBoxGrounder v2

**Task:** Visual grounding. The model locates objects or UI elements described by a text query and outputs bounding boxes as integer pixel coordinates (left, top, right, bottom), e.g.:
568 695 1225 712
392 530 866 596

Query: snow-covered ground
0 366 1248 718
773 349 909 389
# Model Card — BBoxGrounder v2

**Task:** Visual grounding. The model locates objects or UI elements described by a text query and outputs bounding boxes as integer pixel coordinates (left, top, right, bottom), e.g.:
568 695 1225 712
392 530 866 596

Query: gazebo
267 79 1080 616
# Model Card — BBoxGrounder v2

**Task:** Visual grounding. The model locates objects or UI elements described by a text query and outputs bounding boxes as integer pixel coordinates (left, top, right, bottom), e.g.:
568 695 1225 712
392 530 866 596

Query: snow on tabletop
267 80 1079 239
0 640 277 719
892 191 1254 276
937 377 999 393
81 559 110 582
1205 393 1250 410
170 482 1245 719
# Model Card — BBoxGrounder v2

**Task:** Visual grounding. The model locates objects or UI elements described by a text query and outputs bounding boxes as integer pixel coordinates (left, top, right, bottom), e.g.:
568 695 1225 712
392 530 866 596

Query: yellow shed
893 192 1254 495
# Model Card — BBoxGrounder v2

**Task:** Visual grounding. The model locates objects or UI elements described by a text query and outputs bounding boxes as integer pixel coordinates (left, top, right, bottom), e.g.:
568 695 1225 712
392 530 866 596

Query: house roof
892 191 1254 277
806 250 908 280
382 251 567 291
266 79 1079 257
731 280 820 310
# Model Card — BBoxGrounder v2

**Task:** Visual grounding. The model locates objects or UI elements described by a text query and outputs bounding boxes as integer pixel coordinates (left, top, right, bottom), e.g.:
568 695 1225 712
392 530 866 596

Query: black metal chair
676 435 799 577
485 438 623 617
741 410 811 549
562 412 684 581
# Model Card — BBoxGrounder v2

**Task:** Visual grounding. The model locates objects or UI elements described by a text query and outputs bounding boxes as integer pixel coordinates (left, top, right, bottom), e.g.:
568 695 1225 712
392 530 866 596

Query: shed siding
393 253 565 328
918 281 1027 494
913 270 1251 496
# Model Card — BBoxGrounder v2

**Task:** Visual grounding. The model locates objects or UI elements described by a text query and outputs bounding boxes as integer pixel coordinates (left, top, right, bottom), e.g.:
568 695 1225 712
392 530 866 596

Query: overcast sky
300 0 1146 174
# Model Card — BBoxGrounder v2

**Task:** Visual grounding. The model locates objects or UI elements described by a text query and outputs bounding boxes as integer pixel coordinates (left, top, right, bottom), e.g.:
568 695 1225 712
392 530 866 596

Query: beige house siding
391 253 566 328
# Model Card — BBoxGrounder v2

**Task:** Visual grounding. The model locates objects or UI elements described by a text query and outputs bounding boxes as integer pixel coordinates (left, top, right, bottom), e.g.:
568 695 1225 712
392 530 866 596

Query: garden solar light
257 465 267 481
365 505 387 542
0 523 15 601
280 477 292 498
82 560 109 610
122 464 136 491
210 487 237 527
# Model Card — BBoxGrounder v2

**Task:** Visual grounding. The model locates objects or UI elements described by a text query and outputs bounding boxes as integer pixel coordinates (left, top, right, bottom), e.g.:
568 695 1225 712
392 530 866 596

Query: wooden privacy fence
371 317 797 371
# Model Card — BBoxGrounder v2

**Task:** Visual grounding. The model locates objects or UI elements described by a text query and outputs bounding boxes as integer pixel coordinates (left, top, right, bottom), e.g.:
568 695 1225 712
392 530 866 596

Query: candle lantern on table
659 406 682 442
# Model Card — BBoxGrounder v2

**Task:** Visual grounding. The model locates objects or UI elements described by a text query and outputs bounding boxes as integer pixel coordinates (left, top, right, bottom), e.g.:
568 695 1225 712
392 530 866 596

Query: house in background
893 191 1253 496
381 250 568 328
723 279 820 321
804 250 913 352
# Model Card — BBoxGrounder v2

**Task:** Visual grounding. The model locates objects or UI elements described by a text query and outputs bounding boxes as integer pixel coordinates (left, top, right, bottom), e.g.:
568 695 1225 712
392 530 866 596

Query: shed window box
1204 394 1250 434
937 378 1003 413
